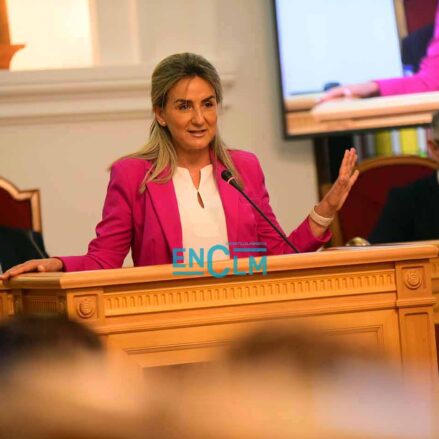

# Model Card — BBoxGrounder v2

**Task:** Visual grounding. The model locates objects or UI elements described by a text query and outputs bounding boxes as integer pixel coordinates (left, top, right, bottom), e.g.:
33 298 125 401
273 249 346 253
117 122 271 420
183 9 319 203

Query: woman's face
155 76 218 157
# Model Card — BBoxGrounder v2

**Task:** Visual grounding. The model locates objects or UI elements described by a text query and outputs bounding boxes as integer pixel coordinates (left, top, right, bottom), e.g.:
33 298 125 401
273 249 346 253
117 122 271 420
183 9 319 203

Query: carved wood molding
396 297 437 308
67 288 105 322
0 290 7 317
76 296 97 319
396 263 430 298
431 258 439 278
120 324 386 357
94 298 398 336
123 339 231 356
402 267 424 290
103 270 396 317
22 295 60 314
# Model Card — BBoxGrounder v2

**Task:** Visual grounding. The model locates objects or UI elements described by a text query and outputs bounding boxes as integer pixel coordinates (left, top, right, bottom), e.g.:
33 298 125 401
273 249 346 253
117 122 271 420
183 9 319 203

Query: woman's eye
178 103 190 110
204 101 216 108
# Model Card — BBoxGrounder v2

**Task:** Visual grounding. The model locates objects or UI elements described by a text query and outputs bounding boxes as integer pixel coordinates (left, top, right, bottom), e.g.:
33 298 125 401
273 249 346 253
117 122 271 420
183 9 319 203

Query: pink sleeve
58 162 134 272
288 217 331 253
249 154 331 255
376 7 439 96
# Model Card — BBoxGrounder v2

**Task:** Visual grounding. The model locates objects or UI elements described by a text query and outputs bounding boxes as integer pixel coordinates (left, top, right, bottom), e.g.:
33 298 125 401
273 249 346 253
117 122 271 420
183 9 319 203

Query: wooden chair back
321 155 439 246
0 177 42 233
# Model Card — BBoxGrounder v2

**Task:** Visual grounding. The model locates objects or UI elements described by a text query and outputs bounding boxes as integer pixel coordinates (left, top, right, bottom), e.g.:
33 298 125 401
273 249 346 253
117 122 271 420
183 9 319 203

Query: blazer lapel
214 158 240 245
146 174 183 253
146 153 240 254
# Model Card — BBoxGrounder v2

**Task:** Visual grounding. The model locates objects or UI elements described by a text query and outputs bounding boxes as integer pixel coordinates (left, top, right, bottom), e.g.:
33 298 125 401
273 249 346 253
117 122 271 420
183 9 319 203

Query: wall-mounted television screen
273 0 439 139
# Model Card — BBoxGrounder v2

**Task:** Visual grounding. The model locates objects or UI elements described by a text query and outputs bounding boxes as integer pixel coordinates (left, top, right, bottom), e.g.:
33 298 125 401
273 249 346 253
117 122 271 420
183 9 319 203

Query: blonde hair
129 53 242 191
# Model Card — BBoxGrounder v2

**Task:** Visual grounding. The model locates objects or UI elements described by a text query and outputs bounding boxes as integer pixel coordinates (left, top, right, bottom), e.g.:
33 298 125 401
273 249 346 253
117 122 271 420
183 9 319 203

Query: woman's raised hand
0 258 64 281
316 148 359 218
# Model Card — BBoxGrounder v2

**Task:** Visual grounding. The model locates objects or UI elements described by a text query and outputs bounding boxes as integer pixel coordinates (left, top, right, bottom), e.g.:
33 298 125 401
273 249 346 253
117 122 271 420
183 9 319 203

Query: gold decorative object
345 237 371 247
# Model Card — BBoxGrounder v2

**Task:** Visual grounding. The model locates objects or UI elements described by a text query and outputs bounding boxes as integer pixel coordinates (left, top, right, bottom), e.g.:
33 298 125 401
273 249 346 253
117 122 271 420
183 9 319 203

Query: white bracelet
309 206 334 228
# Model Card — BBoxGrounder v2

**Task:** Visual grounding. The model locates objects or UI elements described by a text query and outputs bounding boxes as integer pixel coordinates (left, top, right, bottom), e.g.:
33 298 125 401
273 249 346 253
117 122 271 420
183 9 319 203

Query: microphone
221 170 300 254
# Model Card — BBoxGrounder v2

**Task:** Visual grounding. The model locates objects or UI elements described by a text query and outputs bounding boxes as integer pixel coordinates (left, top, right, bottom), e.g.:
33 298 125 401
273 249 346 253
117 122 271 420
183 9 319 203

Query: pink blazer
376 6 439 95
59 150 330 271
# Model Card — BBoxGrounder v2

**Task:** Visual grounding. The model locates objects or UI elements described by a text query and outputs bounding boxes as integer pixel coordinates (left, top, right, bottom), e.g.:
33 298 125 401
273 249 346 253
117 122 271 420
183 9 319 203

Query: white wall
216 0 316 232
0 0 316 261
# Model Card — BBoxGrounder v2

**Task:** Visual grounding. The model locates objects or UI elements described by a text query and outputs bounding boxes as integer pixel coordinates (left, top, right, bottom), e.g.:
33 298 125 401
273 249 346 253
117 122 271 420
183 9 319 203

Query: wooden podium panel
397 240 439 325
0 245 438 387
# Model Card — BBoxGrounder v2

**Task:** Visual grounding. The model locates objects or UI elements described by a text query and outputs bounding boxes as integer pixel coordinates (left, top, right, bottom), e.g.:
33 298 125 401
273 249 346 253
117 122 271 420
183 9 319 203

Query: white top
173 164 229 262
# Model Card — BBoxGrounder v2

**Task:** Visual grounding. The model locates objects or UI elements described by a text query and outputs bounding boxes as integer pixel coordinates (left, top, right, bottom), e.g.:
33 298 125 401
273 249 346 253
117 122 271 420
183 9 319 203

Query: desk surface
1 243 437 291
285 91 439 136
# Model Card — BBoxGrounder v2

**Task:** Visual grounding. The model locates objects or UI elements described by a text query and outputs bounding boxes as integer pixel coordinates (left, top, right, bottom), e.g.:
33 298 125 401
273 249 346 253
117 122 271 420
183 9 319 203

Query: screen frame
270 0 424 141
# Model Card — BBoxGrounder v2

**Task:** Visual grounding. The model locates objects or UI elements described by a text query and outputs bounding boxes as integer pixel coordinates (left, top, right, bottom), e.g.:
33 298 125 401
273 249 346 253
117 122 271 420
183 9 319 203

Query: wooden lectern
0 244 438 389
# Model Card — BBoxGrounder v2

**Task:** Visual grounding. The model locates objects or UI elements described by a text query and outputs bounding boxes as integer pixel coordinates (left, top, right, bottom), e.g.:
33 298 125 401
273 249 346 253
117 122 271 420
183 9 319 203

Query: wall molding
0 64 235 125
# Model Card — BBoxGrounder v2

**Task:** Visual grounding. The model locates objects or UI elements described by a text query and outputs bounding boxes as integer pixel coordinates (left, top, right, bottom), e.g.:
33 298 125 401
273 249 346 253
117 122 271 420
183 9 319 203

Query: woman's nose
191 107 204 125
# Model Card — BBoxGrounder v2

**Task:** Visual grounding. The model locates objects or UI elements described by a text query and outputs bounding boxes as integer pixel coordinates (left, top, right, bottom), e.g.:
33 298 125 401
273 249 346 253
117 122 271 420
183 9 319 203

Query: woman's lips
188 129 207 137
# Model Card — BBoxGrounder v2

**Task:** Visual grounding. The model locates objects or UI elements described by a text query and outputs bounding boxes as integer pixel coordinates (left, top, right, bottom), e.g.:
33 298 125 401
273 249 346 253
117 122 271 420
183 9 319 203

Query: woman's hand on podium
319 81 380 103
0 258 64 281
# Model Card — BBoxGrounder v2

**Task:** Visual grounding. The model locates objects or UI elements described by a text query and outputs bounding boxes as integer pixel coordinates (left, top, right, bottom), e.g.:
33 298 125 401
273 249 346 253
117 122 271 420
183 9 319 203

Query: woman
320 4 439 101
0 53 358 279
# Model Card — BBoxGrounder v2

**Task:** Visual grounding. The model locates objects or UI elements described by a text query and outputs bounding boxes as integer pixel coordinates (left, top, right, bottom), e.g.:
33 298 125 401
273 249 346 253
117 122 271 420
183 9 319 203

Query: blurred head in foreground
0 314 102 370
0 315 147 439
145 324 437 439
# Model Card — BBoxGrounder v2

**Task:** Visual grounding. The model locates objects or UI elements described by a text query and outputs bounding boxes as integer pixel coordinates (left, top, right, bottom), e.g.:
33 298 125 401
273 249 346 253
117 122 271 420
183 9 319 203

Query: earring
159 120 166 126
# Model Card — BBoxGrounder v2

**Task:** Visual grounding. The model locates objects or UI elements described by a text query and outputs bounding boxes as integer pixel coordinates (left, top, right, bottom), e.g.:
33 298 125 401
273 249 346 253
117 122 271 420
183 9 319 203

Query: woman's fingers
1 261 39 280
0 258 63 281
12 260 40 277
326 148 358 211
336 148 356 186
319 87 345 103
340 148 355 172
350 169 360 186
346 148 357 175
319 82 379 103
